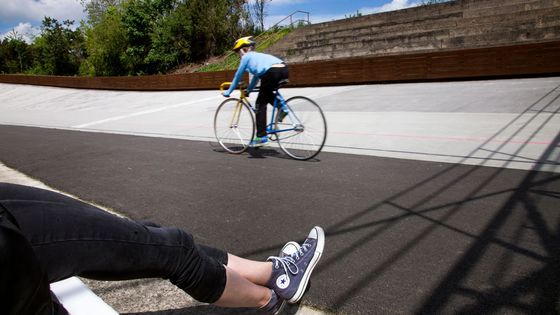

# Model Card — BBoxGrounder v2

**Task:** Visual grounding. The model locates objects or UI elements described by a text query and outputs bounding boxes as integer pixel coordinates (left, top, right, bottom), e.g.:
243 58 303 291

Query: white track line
73 95 220 129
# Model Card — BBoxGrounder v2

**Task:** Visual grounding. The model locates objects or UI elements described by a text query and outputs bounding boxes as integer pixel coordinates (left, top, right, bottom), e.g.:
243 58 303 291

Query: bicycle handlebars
219 82 247 92
220 82 255 98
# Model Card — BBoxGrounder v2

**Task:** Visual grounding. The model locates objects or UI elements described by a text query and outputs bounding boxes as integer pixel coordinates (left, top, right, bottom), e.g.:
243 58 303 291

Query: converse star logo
276 274 290 289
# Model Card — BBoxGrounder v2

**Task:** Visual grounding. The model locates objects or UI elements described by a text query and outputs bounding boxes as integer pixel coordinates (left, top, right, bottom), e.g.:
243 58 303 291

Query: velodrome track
1 77 559 314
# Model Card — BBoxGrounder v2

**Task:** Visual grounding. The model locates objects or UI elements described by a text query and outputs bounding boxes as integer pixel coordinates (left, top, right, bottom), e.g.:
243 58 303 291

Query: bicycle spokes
214 98 255 154
274 96 327 160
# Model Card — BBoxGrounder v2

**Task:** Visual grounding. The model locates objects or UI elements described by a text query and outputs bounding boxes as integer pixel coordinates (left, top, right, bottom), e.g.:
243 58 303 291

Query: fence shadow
240 83 560 314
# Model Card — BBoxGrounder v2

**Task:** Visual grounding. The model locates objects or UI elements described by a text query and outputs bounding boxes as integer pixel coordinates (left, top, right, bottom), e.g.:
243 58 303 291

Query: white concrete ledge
51 277 118 315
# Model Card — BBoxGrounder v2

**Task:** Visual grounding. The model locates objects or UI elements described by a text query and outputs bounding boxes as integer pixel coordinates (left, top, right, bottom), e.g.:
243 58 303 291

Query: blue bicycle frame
247 90 302 136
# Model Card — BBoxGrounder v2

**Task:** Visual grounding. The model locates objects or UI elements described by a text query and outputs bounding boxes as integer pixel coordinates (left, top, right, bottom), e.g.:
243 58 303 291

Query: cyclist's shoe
267 226 325 304
249 136 268 147
259 289 285 315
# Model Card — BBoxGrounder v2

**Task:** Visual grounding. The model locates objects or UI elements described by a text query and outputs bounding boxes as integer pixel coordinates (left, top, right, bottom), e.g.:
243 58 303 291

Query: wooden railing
1 41 559 91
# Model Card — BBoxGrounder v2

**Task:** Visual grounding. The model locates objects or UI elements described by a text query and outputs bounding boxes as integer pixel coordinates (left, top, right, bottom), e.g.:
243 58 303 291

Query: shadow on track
240 84 560 314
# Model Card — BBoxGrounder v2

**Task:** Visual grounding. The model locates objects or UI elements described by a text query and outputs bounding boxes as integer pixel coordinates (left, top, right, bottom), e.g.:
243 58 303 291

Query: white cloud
0 22 41 44
0 0 87 42
0 0 87 25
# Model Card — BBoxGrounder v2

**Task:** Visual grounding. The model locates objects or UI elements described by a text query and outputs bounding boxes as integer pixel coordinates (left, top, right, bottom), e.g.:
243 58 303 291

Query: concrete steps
266 0 560 63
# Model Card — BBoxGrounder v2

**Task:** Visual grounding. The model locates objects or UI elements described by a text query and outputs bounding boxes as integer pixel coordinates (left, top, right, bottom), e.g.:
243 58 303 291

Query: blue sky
266 0 422 26
0 0 424 43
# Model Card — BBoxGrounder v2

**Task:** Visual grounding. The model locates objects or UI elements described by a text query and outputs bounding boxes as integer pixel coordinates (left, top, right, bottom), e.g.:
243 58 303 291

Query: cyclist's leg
256 66 289 137
255 93 272 137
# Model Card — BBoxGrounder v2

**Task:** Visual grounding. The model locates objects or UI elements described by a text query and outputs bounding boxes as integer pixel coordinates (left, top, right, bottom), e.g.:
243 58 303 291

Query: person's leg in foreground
0 204 67 315
0 183 324 314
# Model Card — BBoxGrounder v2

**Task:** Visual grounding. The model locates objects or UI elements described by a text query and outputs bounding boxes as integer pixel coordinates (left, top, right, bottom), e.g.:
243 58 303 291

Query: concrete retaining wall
266 0 560 63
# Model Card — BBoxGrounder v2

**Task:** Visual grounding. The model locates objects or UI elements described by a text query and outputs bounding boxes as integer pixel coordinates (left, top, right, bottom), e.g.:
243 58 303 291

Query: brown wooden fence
1 41 559 91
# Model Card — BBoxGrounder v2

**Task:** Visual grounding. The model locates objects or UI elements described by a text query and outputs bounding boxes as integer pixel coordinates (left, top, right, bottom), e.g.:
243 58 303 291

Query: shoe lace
269 243 312 276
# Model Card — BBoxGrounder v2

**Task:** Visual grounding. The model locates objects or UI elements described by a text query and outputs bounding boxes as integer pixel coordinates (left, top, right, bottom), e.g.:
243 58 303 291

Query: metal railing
269 10 310 29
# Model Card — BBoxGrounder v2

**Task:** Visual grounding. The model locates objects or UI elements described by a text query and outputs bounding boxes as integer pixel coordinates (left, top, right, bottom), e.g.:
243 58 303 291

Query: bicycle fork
230 101 243 128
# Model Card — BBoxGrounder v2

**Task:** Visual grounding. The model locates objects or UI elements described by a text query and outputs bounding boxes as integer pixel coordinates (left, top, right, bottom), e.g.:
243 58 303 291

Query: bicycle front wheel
275 96 327 160
214 98 255 154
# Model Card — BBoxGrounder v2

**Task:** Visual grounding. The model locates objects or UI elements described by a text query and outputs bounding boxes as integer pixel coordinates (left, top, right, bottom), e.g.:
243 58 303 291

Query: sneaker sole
287 226 325 304
273 300 286 315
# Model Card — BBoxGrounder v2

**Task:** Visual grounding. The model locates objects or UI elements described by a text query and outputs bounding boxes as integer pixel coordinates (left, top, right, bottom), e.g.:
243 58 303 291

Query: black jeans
0 183 228 315
255 66 289 137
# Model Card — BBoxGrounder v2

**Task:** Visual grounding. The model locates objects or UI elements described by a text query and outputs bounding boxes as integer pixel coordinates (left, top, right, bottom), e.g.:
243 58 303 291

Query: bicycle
214 80 327 160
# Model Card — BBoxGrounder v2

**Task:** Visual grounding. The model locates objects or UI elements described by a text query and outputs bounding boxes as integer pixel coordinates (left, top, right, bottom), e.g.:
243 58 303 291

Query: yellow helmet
232 36 256 51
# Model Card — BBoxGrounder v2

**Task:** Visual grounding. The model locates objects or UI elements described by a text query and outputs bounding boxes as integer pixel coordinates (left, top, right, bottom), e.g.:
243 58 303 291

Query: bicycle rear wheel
214 98 255 154
275 96 327 160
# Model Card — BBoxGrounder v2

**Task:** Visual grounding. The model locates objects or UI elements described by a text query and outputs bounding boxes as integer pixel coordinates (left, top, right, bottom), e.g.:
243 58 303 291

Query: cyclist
222 36 289 147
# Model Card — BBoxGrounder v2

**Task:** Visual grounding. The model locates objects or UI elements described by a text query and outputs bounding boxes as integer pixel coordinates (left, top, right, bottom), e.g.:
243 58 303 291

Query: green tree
224 0 255 48
143 0 253 72
81 6 128 76
146 2 192 72
187 0 251 61
1 0 254 76
120 0 176 74
0 32 33 73
81 0 125 24
31 17 85 75
252 0 270 32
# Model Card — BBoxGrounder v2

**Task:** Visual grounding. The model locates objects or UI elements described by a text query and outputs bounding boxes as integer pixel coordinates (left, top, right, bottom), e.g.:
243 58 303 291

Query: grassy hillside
196 27 294 72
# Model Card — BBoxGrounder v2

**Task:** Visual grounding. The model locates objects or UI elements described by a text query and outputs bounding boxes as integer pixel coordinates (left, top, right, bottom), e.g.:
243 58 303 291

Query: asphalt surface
1 123 559 314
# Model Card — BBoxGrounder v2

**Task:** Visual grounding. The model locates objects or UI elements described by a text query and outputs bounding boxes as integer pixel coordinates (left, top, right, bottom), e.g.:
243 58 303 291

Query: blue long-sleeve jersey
225 51 284 95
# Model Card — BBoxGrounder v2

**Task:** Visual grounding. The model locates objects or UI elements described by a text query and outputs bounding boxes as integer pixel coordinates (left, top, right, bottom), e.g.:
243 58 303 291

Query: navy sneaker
267 226 325 304
259 289 284 315
259 242 301 314
249 136 268 147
